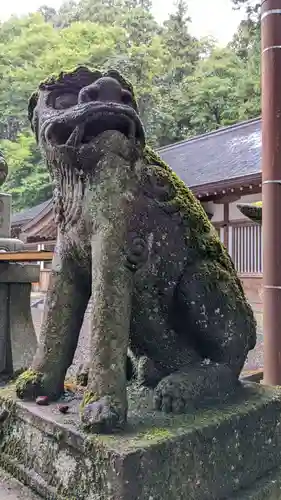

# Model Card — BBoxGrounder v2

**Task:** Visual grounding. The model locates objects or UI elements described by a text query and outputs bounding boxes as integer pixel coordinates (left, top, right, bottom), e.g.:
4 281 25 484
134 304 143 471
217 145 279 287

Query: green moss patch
15 369 43 400
237 203 262 225
144 146 236 270
28 65 139 124
80 391 99 412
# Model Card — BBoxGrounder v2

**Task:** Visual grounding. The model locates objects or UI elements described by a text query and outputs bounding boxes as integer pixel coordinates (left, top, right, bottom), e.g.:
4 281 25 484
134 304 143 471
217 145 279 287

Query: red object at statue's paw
36 396 49 406
58 404 69 414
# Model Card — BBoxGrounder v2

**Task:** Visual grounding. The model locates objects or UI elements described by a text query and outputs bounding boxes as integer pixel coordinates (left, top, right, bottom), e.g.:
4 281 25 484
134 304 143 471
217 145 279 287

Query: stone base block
1 382 281 500
0 263 39 374
0 263 39 283
231 465 281 499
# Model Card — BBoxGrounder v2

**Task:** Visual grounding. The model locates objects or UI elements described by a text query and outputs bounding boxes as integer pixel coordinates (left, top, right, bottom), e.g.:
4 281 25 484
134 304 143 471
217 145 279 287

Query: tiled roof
159 117 261 188
11 118 262 225
12 200 51 225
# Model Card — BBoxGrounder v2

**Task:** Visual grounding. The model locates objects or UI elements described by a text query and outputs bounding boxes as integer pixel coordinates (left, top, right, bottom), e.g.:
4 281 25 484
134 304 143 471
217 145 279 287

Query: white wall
229 192 261 221
202 191 262 224
202 202 223 223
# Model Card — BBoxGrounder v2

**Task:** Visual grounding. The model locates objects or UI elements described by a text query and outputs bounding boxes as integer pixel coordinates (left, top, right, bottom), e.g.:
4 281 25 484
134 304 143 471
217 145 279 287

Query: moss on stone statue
237 202 262 225
27 63 256 305
80 391 99 412
143 146 247 310
15 369 43 399
23 65 256 425
25 61 256 291
144 146 233 265
28 65 139 124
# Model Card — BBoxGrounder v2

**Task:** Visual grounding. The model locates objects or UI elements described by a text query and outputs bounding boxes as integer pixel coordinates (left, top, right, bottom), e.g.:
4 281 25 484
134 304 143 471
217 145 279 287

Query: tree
162 0 200 83
230 17 260 61
0 132 52 211
0 14 128 140
38 5 58 25
229 0 261 118
177 48 254 135
57 0 160 45
232 0 260 22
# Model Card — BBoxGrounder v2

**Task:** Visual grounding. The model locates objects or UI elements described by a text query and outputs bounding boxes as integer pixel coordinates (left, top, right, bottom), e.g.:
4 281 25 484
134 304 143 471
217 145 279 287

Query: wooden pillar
262 0 281 385
223 203 229 250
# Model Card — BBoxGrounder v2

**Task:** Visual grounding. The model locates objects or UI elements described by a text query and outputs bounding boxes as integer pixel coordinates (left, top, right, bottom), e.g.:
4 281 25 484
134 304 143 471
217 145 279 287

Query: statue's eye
121 89 133 105
52 92 78 110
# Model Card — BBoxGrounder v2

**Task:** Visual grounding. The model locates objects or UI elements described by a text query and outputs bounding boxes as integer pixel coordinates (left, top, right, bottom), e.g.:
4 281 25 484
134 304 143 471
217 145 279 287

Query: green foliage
177 47 260 135
231 0 260 22
0 0 261 211
0 131 52 211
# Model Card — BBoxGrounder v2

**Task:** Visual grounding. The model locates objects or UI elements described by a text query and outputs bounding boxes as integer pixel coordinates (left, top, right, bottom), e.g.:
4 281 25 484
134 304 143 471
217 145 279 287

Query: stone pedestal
0 191 39 375
0 193 12 239
1 382 281 499
0 263 39 374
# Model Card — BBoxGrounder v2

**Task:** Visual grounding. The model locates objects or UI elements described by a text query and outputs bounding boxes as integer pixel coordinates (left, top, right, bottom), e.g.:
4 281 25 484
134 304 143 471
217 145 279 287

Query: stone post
0 152 39 376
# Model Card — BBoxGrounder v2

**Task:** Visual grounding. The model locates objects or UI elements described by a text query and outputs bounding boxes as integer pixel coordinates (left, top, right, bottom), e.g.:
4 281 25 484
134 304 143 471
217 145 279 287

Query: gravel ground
0 470 40 500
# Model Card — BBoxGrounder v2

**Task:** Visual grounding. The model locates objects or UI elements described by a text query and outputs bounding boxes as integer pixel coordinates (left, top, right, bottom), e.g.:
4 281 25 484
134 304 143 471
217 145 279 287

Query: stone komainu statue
16 67 256 433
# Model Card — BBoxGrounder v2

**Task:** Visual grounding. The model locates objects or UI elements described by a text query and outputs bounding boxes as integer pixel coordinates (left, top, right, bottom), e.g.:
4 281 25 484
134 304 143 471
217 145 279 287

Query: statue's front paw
125 234 148 272
81 394 127 433
137 356 164 388
154 365 239 413
153 373 192 413
16 369 64 401
16 369 43 400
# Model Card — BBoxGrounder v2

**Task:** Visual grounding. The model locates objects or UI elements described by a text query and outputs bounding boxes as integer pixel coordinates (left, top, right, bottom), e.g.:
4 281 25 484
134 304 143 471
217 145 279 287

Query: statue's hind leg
16 241 91 400
154 261 256 412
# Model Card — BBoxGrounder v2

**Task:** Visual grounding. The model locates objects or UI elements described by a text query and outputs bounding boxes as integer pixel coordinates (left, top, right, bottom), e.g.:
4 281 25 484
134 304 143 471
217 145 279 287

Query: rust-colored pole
262 0 281 385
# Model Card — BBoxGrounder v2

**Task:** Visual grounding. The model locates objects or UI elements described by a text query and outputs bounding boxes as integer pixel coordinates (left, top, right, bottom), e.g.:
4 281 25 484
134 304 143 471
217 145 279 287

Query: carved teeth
67 125 84 146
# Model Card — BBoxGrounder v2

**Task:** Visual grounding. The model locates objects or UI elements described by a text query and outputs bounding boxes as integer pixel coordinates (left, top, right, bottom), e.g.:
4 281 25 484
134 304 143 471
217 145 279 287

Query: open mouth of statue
45 111 144 148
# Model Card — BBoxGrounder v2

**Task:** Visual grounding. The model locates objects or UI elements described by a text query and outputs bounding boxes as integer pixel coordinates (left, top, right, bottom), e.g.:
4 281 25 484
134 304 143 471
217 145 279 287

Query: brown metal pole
262 0 281 385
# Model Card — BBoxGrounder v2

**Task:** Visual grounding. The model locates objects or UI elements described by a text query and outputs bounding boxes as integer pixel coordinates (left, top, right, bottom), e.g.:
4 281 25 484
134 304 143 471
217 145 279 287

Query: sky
0 0 244 46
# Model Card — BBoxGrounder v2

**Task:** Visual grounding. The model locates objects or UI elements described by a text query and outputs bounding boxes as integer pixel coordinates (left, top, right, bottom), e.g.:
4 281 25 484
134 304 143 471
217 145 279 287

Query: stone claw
15 369 64 401
76 363 89 387
154 374 188 413
15 369 44 400
154 365 239 414
81 396 127 434
137 356 164 388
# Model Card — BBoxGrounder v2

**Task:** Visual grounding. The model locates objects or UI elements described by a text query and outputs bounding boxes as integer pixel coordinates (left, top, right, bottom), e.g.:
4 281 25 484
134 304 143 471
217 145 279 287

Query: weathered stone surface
0 468 41 500
0 194 12 239
2 382 281 500
9 282 38 372
0 151 8 188
0 285 12 374
0 264 39 375
0 264 39 283
17 66 257 433
0 152 39 378
231 466 281 499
